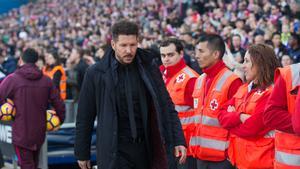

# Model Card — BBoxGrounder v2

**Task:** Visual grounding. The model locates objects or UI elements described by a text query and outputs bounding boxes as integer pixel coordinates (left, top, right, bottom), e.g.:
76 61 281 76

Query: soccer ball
46 110 61 131
0 99 16 121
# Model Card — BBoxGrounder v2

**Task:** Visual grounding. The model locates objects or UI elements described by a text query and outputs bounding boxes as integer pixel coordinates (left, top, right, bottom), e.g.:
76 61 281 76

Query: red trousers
14 145 40 169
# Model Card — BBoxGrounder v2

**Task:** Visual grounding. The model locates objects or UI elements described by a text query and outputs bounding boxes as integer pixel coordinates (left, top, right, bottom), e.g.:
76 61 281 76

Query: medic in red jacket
219 44 281 169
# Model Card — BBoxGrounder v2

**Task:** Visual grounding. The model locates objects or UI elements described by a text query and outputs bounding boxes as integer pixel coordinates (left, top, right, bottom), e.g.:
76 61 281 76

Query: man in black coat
74 20 187 169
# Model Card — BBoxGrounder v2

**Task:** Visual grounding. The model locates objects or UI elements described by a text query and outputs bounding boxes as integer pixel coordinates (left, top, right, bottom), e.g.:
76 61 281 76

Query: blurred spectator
43 49 67 100
231 19 246 44
183 51 202 75
66 57 79 100
95 44 109 62
180 32 194 55
83 49 96 66
254 33 265 44
2 47 17 74
68 48 88 90
281 54 294 67
0 0 298 94
230 34 246 63
288 33 300 63
281 25 291 46
224 43 245 81
179 32 202 74
36 56 45 70
0 48 7 82
271 32 288 60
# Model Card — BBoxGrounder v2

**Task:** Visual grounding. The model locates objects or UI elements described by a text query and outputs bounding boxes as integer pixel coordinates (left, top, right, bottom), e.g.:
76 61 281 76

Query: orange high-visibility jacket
190 67 239 161
228 83 274 169
166 66 199 156
43 65 67 100
274 63 300 169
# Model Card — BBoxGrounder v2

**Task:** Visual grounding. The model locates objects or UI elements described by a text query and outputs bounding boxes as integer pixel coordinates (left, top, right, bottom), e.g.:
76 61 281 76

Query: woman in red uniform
263 62 300 168
294 89 300 135
218 44 280 169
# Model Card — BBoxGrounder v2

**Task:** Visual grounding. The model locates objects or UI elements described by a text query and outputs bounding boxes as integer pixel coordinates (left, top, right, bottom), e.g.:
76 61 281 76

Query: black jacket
74 47 185 169
74 59 88 90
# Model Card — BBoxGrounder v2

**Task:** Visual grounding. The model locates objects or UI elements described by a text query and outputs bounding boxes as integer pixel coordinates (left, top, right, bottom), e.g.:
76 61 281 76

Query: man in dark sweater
75 20 186 169
288 33 300 63
0 48 65 169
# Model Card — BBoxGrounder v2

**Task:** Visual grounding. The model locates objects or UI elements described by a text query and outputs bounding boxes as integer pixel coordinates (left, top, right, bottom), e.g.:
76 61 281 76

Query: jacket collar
159 58 186 79
202 60 226 78
98 47 153 73
99 47 156 87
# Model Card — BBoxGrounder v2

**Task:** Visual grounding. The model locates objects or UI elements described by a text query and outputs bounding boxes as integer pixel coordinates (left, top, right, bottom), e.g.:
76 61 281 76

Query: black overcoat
74 47 185 169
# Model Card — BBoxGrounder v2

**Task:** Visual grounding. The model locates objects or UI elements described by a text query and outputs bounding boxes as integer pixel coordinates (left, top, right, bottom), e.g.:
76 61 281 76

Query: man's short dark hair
197 34 225 59
291 33 300 44
160 38 184 53
232 34 241 40
22 48 39 63
73 47 84 59
181 32 193 37
83 49 92 56
272 32 281 39
111 20 139 41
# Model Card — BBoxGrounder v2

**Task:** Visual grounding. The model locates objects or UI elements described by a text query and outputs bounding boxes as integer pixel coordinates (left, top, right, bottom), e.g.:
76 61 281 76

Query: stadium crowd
0 0 299 96
0 0 300 169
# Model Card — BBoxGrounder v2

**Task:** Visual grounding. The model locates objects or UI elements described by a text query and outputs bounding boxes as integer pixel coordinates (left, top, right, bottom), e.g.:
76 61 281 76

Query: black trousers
177 156 197 169
0 148 4 168
196 159 235 169
117 139 149 169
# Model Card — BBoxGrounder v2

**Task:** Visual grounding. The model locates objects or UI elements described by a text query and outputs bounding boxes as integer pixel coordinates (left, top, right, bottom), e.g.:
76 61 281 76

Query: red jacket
293 88 300 135
219 83 275 169
219 83 272 138
263 76 294 133
202 61 242 99
189 60 242 161
160 58 196 106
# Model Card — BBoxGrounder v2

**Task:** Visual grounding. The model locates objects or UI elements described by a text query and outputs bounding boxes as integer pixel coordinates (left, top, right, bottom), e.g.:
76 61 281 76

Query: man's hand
77 160 91 169
83 55 96 65
174 145 187 164
240 114 251 123
227 105 236 112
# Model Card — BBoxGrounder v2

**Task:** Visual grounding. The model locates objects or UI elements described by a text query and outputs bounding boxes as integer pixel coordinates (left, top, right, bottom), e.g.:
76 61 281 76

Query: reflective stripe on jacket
43 65 67 100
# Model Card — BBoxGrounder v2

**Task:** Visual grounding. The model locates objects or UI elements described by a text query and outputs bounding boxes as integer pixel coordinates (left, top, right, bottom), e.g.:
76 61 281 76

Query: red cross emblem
176 73 185 83
210 99 219 111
